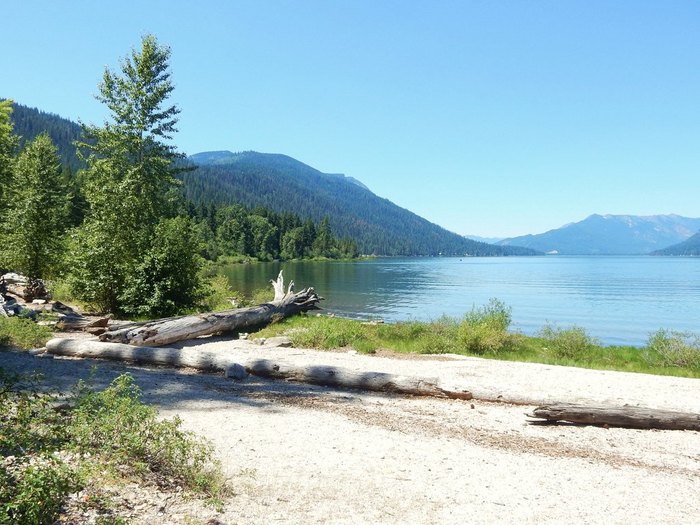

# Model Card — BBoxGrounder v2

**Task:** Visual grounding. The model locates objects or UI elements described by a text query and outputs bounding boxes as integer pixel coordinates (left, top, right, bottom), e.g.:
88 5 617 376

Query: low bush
0 371 228 524
458 298 515 354
538 324 600 359
199 274 240 312
69 374 226 496
646 329 700 370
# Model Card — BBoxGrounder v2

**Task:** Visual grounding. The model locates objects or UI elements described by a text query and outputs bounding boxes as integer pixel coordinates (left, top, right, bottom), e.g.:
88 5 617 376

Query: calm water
217 256 700 346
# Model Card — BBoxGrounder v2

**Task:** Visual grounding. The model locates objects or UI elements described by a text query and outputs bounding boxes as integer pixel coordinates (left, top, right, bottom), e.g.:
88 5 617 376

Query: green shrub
0 456 77 525
69 374 226 496
414 317 460 354
199 274 240 312
0 317 53 349
0 370 228 523
0 371 76 525
458 298 514 354
538 324 600 359
119 217 208 318
646 329 700 369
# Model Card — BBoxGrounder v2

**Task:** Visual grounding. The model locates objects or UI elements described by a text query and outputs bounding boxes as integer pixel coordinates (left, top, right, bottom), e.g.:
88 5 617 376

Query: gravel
2 341 698 524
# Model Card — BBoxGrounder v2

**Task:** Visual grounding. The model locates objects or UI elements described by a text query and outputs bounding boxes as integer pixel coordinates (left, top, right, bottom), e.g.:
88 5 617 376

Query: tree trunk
44 338 473 400
527 403 700 431
99 271 321 347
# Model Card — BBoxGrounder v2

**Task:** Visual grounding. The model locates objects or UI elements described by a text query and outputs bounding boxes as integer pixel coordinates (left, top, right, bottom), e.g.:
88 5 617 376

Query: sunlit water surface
217 256 700 346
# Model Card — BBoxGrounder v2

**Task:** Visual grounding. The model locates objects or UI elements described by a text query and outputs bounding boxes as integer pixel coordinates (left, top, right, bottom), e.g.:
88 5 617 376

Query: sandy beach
2 339 699 524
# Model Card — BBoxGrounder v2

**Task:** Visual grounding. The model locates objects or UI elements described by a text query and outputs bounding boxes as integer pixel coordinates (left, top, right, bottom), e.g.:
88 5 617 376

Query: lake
216 256 700 346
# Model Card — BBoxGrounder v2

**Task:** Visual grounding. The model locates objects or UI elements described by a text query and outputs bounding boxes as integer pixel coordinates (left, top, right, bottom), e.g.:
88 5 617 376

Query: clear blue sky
3 1 699 237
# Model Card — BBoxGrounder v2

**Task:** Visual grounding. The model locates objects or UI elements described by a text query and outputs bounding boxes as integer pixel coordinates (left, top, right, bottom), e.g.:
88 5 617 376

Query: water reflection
217 256 700 346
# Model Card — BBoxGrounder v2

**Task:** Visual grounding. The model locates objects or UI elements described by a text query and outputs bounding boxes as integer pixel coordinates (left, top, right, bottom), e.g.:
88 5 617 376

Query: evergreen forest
0 36 356 318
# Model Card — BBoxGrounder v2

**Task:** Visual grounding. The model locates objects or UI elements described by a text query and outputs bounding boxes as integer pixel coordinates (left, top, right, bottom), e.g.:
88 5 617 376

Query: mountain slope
650 231 700 256
6 101 83 169
498 214 700 255
183 151 539 256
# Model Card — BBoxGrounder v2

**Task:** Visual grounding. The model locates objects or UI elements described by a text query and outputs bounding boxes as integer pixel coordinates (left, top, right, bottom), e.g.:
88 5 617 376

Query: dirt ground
2 340 699 524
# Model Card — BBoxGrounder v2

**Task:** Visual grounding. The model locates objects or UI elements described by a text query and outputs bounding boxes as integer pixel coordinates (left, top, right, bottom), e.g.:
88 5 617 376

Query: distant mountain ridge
650 231 700 256
183 150 540 256
465 235 505 245
498 214 700 255
188 150 369 191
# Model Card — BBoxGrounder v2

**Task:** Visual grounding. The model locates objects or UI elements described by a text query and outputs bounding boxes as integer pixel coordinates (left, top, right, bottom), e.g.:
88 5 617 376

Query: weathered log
527 403 700 431
56 315 110 331
99 271 322 347
245 359 472 399
44 338 473 400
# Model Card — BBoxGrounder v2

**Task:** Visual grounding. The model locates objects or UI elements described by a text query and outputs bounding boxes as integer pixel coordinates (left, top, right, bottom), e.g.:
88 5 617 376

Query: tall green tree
0 99 19 271
312 217 335 258
0 100 18 209
70 35 196 313
4 133 69 279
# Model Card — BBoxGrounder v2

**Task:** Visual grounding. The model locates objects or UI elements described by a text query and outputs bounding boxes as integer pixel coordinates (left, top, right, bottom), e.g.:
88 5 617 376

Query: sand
2 339 698 524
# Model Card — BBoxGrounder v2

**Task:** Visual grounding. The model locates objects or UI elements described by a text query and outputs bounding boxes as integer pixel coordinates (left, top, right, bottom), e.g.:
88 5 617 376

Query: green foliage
199 274 239 312
69 35 199 316
312 217 335 258
192 203 358 262
119 217 208 318
0 317 53 349
67 218 129 312
645 329 700 369
287 315 366 349
248 286 274 306
0 370 75 525
8 101 84 170
0 371 228 524
256 313 700 377
0 456 77 525
3 133 70 279
457 298 515 354
69 374 226 495
538 324 601 359
0 100 18 206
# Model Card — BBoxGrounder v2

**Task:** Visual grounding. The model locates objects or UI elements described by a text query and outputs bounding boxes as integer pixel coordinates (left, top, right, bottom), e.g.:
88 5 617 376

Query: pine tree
4 133 69 279
312 217 335 258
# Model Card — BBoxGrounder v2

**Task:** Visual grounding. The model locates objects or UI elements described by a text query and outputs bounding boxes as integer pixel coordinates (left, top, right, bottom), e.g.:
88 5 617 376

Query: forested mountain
650 231 700 256
6 101 83 169
3 101 537 257
182 151 539 256
498 214 700 255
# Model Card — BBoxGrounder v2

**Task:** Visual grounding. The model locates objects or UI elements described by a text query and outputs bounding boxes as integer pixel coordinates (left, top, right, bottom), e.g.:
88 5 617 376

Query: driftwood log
44 338 473 400
99 271 321 347
528 403 700 431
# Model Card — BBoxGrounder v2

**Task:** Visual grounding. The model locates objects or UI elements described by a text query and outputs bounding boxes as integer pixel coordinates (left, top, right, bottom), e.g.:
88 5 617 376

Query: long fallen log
99 271 321 347
44 338 472 400
527 403 700 431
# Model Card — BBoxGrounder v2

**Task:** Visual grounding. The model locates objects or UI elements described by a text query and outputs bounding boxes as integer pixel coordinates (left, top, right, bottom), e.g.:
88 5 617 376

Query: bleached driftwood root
99 271 321 347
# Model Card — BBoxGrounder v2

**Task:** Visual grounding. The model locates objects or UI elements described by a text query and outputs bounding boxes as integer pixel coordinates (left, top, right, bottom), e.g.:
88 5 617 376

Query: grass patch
255 309 700 378
0 371 229 524
0 317 53 349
